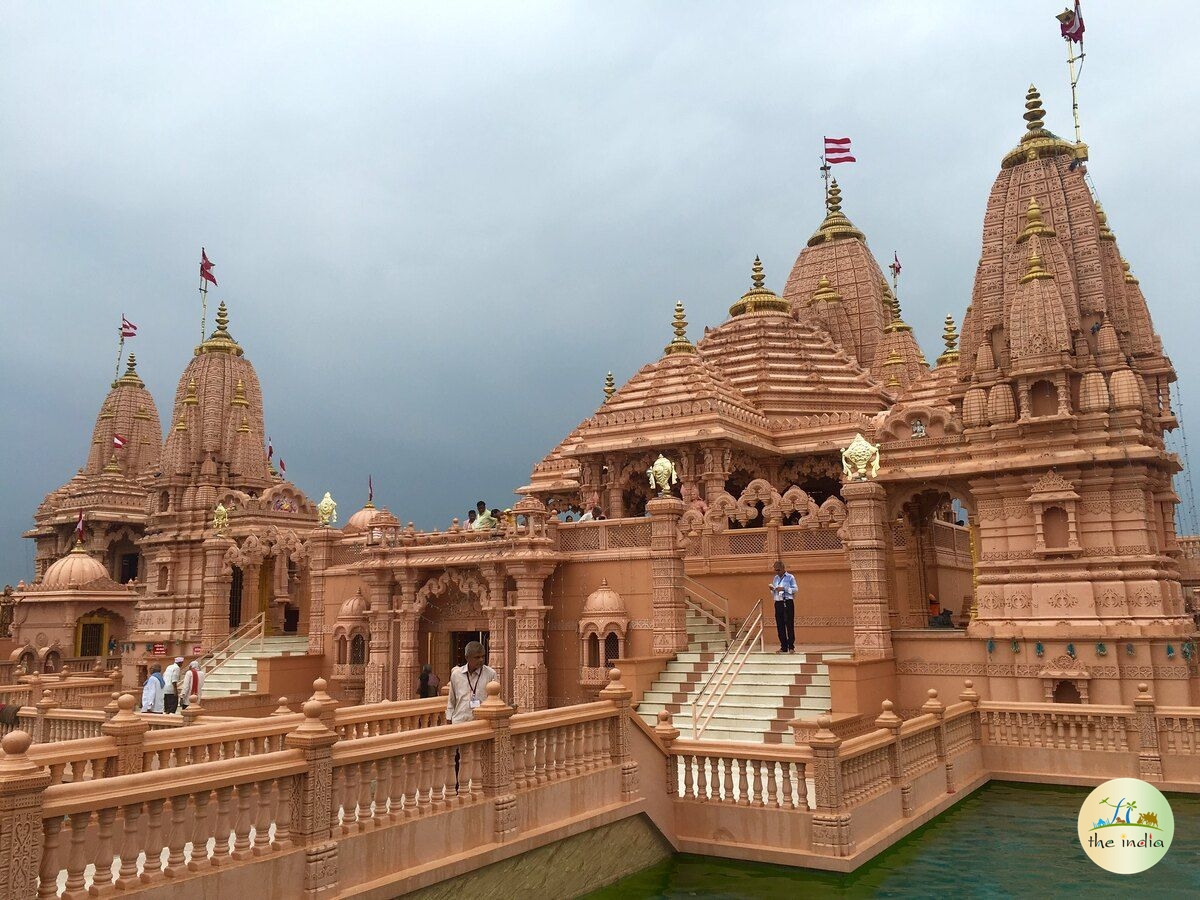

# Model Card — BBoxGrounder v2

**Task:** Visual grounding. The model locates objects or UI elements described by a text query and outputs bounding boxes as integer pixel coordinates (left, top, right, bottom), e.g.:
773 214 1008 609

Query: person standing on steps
770 560 797 654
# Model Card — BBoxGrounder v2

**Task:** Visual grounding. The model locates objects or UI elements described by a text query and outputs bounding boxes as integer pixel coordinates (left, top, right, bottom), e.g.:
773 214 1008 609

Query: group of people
141 656 205 714
552 505 605 523
463 499 509 531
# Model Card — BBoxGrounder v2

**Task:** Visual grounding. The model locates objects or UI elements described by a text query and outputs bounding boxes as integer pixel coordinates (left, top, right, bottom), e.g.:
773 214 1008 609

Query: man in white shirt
141 663 166 713
446 641 498 723
162 657 183 713
770 560 798 654
180 660 205 708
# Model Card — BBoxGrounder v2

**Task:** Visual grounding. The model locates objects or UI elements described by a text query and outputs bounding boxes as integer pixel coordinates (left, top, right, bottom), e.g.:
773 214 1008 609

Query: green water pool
585 782 1200 899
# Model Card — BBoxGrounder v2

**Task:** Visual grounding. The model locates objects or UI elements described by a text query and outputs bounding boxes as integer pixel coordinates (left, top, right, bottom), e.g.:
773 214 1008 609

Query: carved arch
414 568 493 614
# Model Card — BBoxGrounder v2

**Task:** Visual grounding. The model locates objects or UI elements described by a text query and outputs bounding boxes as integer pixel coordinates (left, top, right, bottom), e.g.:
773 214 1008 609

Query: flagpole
1066 38 1084 144
113 328 125 383
199 276 208 344
820 145 831 206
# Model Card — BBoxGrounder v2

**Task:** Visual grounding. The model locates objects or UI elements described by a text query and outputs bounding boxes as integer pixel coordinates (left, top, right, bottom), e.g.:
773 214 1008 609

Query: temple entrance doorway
892 485 976 628
228 567 244 630
418 585 489 685
450 630 490 669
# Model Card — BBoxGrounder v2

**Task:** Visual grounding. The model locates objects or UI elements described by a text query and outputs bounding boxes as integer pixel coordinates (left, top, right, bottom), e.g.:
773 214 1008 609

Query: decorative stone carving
647 454 680 496
841 433 880 482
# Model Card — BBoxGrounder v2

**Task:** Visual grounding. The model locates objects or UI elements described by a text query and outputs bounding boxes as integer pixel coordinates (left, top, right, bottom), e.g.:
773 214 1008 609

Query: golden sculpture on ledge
647 453 679 496
212 502 229 533
317 492 338 527
841 433 881 482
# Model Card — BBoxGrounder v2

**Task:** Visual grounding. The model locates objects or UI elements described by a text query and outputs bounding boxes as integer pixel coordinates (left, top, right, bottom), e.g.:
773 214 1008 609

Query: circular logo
1077 777 1174 874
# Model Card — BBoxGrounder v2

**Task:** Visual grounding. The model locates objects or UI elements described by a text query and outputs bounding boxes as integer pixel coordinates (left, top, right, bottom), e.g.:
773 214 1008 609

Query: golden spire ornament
1017 197 1056 243
810 275 842 305
664 301 696 355
937 315 960 366
603 371 616 401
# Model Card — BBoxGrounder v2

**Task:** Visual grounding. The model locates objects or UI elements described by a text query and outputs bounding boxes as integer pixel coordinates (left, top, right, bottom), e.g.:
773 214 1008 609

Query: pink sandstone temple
0 84 1197 897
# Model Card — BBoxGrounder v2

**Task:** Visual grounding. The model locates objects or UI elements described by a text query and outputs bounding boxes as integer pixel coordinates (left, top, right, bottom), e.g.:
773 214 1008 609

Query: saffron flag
74 510 85 542
1058 1 1084 43
279 458 286 475
113 433 127 449
889 252 902 280
120 315 138 338
824 137 856 164
200 248 218 286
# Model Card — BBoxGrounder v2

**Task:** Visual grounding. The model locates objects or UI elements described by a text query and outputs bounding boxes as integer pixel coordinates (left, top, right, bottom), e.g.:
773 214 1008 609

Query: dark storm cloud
2 1 1198 579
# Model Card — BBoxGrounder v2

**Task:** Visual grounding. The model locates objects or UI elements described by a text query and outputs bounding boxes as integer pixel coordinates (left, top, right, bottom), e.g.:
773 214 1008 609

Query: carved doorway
418 586 489 683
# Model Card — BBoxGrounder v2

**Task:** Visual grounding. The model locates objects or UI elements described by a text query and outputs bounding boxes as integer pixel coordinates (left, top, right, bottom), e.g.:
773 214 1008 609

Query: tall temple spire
663 301 696 355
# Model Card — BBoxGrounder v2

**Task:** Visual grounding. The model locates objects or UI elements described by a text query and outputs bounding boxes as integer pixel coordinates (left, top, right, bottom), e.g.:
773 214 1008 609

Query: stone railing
2 670 638 899
0 673 119 711
0 655 121 685
681 522 844 559
557 519 653 555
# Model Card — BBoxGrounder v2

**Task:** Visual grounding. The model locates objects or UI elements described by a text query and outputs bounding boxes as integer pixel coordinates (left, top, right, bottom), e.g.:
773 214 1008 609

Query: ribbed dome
582 579 627 617
337 591 368 620
84 353 162 477
343 502 380 534
161 302 271 485
42 544 108 589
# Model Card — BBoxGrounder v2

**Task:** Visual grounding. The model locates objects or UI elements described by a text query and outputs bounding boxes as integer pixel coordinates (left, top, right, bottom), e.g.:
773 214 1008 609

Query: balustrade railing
201 611 265 678
691 599 764 739
667 739 810 809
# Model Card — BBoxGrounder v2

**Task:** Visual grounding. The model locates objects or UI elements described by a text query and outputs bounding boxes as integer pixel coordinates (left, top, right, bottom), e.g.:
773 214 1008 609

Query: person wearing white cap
180 660 205 709
163 657 184 714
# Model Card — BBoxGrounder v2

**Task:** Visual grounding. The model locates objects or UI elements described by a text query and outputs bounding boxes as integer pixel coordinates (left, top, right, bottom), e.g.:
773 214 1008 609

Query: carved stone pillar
606 484 625 519
305 528 337 655
362 573 393 703
507 563 553 711
473 681 518 842
241 560 262 629
201 536 234 649
285 698 340 897
101 694 149 775
0 731 52 898
809 715 854 857
394 573 420 700
483 566 508 686
598 668 639 801
842 480 894 660
647 495 688 655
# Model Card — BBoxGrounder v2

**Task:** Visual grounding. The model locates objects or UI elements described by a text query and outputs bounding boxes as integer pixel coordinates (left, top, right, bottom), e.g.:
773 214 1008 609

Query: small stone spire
883 281 912 334
728 256 789 317
114 352 145 388
103 454 121 474
751 255 765 289
663 301 696 355
1016 197 1056 243
231 378 249 407
603 371 616 401
937 315 960 366
1019 237 1054 284
1096 202 1115 241
1024 84 1046 133
199 300 244 356
1122 258 1139 285
184 378 198 405
810 276 842 305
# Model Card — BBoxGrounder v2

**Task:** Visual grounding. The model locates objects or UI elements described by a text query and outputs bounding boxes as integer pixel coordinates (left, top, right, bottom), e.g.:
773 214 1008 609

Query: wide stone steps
203 635 309 698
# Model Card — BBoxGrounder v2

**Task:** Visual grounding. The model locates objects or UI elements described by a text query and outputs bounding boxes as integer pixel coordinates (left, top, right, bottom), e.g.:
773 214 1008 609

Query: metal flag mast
199 273 208 344
820 145 831 205
1056 2 1087 151
113 324 125 383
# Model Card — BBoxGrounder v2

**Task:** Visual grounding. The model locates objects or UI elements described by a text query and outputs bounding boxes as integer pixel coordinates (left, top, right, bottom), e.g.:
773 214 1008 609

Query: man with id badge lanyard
447 641 498 788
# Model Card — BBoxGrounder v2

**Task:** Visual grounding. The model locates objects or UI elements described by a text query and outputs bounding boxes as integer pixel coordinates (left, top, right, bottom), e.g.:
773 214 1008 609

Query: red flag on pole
368 475 373 503
279 459 286 475
200 248 218 286
1058 1 1085 43
74 510 85 543
120 315 138 338
824 137 856 164
113 434 127 449
888 252 902 280
267 436 273 461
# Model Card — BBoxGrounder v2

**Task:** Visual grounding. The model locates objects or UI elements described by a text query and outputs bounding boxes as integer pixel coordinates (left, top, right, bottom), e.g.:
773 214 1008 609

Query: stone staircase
202 635 309 698
637 611 849 743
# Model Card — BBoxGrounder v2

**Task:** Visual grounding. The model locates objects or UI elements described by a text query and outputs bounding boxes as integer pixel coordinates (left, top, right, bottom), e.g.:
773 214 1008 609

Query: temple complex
0 78 1197 898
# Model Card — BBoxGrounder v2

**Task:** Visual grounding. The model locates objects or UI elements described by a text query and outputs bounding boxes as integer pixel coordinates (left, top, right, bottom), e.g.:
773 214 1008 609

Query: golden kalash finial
885 349 903 366
1122 258 1139 285
199 301 245 356
1020 238 1054 284
664 301 696 355
883 285 912 334
114 352 145 388
237 415 250 433
603 371 616 401
808 179 865 247
231 378 249 407
174 417 187 431
1024 84 1046 133
729 256 790 316
1096 203 1115 241
937 315 960 366
184 378 199 405
810 275 842 305
1016 197 1056 243
103 454 121 473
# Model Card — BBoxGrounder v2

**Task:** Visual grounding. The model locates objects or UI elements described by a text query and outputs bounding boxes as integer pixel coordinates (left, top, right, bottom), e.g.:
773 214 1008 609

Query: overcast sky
2 1 1197 581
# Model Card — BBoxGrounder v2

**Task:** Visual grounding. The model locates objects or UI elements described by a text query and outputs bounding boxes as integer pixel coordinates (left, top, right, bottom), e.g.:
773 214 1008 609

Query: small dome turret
41 544 109 589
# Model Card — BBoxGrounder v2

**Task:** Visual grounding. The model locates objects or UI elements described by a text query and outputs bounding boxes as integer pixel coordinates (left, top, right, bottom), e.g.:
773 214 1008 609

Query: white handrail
201 611 266 677
691 598 764 739
682 576 730 634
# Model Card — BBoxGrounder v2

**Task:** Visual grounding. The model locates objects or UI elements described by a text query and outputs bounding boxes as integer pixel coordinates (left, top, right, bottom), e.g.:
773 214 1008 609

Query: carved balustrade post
808 715 853 857
102 694 149 776
307 678 339 732
646 495 688 655
362 572 394 703
599 668 639 801
201 535 235 650
875 700 908 816
305 528 337 656
840 481 894 659
33 691 57 745
921 689 952 793
959 680 982 743
181 695 206 727
472 681 518 842
508 562 554 711
285 697 340 897
654 710 680 799
1133 682 1163 782
0 731 52 898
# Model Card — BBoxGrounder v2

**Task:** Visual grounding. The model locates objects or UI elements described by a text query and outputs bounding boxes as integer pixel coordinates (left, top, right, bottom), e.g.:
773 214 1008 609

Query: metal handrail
691 598 764 739
200 612 266 677
681 575 731 634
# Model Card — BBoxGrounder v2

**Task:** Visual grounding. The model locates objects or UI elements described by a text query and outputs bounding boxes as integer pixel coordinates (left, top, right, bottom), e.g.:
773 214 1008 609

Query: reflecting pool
584 782 1199 898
